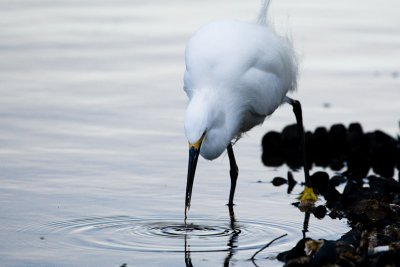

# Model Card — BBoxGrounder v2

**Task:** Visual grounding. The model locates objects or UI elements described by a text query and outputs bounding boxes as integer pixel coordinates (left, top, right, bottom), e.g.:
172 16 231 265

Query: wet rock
309 171 342 207
370 250 400 267
312 205 327 219
309 171 329 195
272 177 287 186
328 208 345 220
310 240 336 266
277 238 311 262
341 180 370 207
338 229 362 248
304 239 324 256
277 174 400 266
335 240 356 257
368 176 400 200
330 175 346 187
284 257 310 267
383 225 400 241
265 122 400 266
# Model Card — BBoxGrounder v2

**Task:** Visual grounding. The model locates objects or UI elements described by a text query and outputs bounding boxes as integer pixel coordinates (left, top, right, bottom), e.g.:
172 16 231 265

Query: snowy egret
184 0 315 218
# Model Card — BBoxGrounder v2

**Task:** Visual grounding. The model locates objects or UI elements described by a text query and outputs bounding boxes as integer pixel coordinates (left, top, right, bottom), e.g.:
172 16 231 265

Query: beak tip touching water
185 144 201 221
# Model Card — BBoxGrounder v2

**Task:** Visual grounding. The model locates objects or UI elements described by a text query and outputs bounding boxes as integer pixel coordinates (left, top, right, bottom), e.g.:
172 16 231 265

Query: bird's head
183 91 210 220
183 90 229 220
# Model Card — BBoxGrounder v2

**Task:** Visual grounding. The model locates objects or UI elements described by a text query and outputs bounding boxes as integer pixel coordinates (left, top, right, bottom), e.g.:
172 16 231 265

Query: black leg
227 143 238 206
286 97 310 186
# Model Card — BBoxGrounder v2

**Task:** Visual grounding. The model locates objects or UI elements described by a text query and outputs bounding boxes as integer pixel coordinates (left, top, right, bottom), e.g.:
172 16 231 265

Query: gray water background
0 0 399 266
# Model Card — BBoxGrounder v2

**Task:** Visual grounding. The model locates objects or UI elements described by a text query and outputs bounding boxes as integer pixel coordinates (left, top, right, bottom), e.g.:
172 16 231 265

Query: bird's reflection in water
184 206 241 267
302 211 311 239
184 234 193 267
223 206 241 266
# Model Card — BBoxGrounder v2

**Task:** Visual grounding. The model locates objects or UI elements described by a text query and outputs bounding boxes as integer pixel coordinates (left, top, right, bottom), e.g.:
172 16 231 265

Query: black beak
185 145 200 221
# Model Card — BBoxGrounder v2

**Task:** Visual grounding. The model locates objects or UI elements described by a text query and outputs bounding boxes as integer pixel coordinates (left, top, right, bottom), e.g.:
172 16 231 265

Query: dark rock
338 229 362 247
277 238 311 262
383 224 400 241
369 176 400 198
370 250 400 267
329 175 346 187
272 177 287 186
284 257 310 267
328 208 345 220
312 205 327 219
341 180 369 206
309 171 329 195
310 240 336 267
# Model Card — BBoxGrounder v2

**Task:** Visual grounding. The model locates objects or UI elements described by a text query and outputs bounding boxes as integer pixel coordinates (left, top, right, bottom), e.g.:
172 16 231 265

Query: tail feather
256 0 271 25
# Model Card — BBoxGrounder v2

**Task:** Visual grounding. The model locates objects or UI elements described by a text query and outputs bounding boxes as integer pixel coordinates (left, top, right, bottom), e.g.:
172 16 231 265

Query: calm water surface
0 0 399 266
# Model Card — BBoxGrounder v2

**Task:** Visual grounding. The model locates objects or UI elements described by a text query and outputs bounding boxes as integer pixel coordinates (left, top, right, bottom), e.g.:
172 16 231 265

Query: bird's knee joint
291 99 299 107
292 101 302 114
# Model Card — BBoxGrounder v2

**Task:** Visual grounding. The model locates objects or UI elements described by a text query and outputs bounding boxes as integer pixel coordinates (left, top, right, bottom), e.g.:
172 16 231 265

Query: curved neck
185 88 238 160
184 89 212 144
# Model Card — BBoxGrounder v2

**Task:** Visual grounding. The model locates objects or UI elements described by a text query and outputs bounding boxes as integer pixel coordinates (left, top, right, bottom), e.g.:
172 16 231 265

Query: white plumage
183 0 306 217
184 3 297 160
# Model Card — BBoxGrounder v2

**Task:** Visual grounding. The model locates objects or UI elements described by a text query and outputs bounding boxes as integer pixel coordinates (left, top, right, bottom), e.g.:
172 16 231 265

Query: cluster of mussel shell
263 122 400 266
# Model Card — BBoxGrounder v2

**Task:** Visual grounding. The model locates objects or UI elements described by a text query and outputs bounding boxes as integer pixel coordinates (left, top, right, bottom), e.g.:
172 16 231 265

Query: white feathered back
183 0 299 160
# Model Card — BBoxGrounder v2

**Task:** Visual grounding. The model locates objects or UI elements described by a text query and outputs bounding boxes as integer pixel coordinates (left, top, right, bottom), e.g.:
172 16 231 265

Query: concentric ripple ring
19 216 338 253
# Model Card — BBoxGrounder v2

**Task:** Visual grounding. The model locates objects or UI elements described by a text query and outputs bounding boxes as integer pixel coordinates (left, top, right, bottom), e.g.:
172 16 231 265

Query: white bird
183 0 315 219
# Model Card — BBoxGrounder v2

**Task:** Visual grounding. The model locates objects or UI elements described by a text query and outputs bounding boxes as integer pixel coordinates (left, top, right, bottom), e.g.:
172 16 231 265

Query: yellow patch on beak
189 133 206 150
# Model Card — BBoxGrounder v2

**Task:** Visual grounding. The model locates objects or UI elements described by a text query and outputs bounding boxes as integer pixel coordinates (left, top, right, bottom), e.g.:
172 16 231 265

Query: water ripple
19 215 341 253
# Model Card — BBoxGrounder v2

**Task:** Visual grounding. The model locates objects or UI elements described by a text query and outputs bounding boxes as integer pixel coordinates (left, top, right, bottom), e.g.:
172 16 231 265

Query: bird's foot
298 186 318 207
